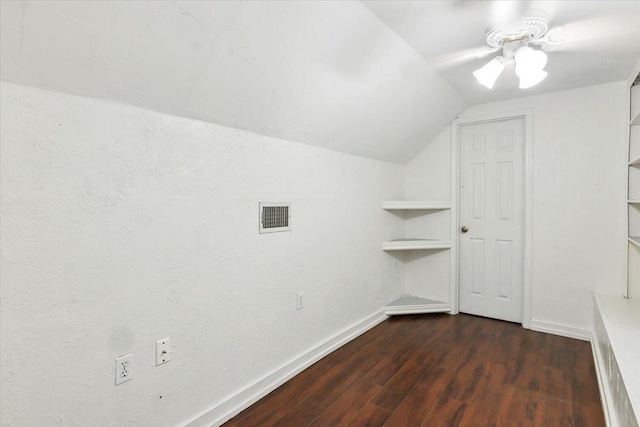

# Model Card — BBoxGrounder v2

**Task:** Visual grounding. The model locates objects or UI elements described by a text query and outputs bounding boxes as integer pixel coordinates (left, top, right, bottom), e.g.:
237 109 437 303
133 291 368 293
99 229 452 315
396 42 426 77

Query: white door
458 118 525 323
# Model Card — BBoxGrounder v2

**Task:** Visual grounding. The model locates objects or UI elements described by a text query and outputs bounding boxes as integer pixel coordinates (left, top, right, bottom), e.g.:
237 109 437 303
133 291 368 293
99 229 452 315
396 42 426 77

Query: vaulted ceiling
1 1 639 164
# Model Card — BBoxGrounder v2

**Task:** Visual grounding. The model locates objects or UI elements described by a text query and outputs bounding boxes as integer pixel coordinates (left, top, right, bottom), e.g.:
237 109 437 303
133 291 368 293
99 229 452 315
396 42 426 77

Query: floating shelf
384 296 451 315
629 200 640 205
382 238 451 251
632 111 640 126
383 201 451 210
629 237 640 248
629 157 640 167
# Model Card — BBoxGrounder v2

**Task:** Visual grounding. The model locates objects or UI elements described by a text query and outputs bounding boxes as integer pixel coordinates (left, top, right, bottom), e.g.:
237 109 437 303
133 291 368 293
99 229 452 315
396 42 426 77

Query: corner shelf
382 200 453 316
382 200 452 251
384 296 451 315
383 201 451 210
383 238 451 251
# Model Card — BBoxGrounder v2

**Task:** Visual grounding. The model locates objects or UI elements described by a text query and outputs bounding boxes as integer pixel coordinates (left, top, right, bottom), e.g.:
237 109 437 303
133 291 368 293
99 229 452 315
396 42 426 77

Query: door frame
450 109 533 328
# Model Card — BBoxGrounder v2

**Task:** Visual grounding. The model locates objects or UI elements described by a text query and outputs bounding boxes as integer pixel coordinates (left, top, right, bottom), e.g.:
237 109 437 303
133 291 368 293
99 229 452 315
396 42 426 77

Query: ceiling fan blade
539 16 640 53
433 45 503 69
476 46 502 59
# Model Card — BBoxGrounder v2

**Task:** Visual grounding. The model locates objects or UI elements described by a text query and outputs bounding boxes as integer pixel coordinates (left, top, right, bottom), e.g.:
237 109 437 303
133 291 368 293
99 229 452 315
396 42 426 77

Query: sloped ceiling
0 0 466 164
1 1 639 164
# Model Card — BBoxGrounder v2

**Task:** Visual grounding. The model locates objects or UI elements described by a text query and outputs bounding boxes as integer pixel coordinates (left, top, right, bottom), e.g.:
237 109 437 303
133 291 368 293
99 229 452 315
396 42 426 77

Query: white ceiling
1 1 639 164
364 0 640 105
0 0 465 164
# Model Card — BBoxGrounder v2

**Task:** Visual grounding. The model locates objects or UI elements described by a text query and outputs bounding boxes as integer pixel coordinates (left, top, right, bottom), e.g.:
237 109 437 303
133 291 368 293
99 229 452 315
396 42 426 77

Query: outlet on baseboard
297 291 304 310
115 353 133 385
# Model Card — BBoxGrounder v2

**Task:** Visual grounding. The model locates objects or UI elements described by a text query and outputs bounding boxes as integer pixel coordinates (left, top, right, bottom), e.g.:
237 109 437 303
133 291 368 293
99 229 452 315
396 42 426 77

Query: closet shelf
383 201 451 210
382 239 451 251
629 237 640 248
384 296 451 315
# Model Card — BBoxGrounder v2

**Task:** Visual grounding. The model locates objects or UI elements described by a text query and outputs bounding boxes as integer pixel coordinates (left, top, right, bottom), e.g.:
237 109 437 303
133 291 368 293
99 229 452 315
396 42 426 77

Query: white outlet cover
156 338 170 366
115 353 133 385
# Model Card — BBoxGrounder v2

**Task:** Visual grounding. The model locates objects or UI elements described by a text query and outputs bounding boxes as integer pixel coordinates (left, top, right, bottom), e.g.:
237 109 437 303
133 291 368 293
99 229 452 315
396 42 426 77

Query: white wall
405 82 628 336
0 81 404 426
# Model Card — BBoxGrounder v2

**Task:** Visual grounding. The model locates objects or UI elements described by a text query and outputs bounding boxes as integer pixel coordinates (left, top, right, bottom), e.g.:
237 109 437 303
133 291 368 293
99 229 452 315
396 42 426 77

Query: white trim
592 330 614 427
180 310 388 427
450 122 460 315
529 319 591 341
451 109 533 328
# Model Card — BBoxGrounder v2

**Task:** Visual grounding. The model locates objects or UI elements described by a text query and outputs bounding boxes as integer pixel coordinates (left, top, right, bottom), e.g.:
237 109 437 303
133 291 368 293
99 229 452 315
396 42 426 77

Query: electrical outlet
156 338 170 366
297 291 304 310
115 353 133 385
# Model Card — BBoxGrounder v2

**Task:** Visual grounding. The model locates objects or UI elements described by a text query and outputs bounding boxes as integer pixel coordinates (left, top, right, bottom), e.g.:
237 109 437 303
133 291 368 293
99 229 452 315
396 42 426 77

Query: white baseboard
180 310 388 427
529 319 591 341
591 331 614 427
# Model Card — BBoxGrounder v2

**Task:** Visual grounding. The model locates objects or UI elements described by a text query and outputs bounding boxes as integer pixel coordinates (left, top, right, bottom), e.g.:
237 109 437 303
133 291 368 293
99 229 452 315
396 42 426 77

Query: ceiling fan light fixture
474 15 553 90
473 56 506 89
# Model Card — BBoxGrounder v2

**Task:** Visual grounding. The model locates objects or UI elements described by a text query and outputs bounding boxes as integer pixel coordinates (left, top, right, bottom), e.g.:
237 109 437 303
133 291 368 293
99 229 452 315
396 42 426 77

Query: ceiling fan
473 16 562 89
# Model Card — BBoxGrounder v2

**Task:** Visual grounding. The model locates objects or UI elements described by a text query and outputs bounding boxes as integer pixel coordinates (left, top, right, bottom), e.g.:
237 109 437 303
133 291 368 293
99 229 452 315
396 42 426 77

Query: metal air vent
259 202 291 234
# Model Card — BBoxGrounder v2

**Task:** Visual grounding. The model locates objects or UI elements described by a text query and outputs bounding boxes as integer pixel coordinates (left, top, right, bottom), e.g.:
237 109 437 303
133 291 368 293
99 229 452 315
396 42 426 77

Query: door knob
461 226 469 233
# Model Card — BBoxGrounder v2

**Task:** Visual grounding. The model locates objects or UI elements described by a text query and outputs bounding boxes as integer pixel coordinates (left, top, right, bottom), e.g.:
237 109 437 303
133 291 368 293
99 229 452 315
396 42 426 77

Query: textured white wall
405 82 628 334
0 82 404 426
405 127 452 202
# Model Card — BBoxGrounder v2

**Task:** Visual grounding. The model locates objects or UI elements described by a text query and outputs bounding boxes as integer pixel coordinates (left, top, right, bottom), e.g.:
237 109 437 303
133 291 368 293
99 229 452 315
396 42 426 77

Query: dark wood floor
224 313 605 427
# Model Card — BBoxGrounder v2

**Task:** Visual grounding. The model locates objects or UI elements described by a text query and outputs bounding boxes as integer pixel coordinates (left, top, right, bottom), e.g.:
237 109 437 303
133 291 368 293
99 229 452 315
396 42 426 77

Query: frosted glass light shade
515 46 548 89
473 56 506 89
518 69 547 89
514 46 547 70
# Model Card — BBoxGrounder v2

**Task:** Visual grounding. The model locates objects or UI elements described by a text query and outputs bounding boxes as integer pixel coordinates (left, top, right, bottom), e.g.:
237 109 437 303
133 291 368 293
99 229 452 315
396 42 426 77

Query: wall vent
259 202 291 234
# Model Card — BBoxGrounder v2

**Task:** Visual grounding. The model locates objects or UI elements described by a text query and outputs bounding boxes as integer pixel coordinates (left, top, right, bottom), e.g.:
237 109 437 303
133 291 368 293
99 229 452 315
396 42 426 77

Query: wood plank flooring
224 314 604 427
